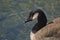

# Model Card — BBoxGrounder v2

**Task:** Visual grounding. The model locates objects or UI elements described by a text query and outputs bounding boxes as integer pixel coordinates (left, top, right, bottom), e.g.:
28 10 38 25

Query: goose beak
25 18 32 23
25 20 29 23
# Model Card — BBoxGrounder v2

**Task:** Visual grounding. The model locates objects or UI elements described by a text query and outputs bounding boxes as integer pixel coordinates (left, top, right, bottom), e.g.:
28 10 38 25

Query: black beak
25 19 32 23
24 16 33 23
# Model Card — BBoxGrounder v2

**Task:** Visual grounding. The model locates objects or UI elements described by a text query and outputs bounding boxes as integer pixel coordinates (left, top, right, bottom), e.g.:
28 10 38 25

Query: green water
0 0 60 40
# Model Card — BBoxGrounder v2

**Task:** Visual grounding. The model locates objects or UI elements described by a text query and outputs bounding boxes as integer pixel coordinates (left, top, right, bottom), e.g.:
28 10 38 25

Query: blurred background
0 0 60 40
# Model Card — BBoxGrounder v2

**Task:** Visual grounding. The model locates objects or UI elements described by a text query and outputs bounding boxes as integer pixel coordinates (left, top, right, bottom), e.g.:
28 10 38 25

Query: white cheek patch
32 13 39 20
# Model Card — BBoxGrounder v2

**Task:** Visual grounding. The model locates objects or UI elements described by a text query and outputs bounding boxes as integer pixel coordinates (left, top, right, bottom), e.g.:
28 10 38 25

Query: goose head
25 9 47 24
25 10 39 23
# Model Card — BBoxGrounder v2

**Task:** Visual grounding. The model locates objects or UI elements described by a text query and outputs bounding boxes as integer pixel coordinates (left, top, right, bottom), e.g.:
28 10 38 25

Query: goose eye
32 13 39 20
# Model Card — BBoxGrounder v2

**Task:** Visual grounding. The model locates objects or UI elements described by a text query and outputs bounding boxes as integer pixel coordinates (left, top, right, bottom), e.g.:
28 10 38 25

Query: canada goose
25 9 60 40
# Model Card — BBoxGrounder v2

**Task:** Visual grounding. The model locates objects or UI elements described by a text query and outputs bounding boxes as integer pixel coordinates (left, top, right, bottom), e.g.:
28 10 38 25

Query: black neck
32 9 47 33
